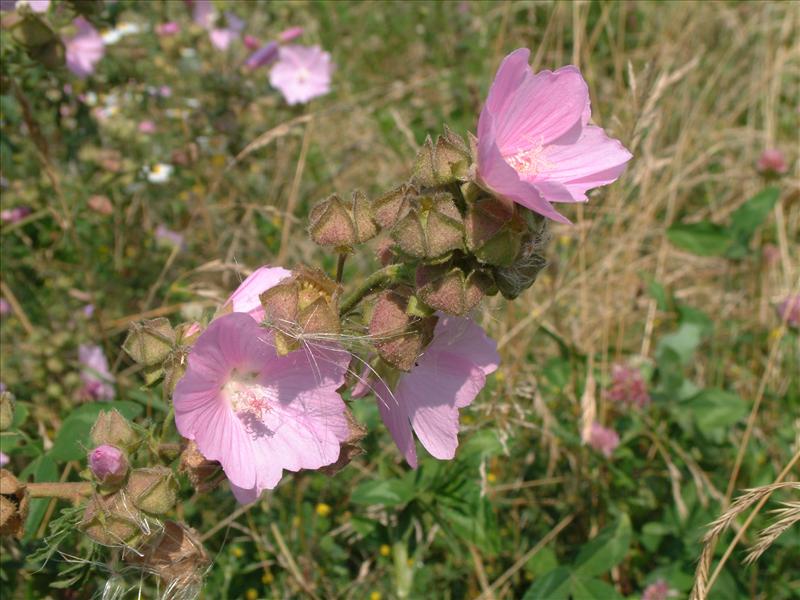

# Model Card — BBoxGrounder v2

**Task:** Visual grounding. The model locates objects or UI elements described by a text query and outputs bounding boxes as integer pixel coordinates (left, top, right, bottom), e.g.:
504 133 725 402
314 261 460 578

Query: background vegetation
1 1 798 598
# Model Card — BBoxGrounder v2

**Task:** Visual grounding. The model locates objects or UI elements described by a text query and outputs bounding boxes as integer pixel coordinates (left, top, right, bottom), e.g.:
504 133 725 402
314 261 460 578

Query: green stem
338 264 407 316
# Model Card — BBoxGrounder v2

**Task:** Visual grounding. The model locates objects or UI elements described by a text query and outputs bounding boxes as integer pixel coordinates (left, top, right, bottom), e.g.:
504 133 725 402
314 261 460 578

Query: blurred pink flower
8 0 50 11
356 316 499 467
64 17 105 78
642 580 671 600
245 41 278 70
757 148 787 175
608 364 650 409
1 205 32 223
224 265 291 322
79 344 114 401
191 0 213 28
243 34 261 50
588 422 619 457
762 243 780 266
269 45 334 105
83 304 95 317
0 451 8 467
159 85 172 97
138 120 157 134
88 444 127 483
278 27 304 43
777 294 799 328
476 48 632 223
209 12 244 51
156 21 180 36
173 312 351 503
154 224 185 249
0 299 10 316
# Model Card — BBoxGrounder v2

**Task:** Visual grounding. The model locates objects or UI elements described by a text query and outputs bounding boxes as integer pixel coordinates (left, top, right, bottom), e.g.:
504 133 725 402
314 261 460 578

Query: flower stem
335 253 347 284
338 264 408 317
27 482 93 500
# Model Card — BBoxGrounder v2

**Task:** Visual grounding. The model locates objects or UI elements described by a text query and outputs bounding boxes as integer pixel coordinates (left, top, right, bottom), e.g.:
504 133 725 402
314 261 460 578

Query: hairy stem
27 482 93 500
338 264 408 317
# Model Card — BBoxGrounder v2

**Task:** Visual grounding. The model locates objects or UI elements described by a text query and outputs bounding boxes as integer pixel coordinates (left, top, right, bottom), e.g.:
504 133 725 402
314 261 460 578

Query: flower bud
122 318 176 367
125 467 178 515
412 126 471 187
372 183 416 229
259 267 341 355
28 37 65 69
465 196 526 267
125 520 209 592
309 190 377 249
415 264 491 316
369 290 437 372
0 390 15 431
10 14 57 48
91 410 138 450
179 441 220 493
491 234 549 300
0 469 29 539
390 192 464 260
88 445 129 487
80 492 143 546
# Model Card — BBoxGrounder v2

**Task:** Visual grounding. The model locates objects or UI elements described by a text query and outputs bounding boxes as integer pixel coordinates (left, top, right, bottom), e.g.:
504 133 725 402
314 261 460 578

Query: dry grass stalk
744 500 800 565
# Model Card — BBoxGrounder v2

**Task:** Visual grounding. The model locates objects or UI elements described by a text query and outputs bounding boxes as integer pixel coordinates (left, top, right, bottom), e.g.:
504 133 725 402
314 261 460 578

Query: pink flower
156 21 180 37
0 452 8 467
757 148 788 175
642 580 672 600
138 120 157 134
64 17 105 78
608 364 650 409
243 34 261 50
588 422 619 457
10 0 50 11
777 294 800 328
159 85 172 98
0 299 10 316
476 48 632 223
224 266 291 322
191 0 214 28
173 312 351 503
209 12 244 51
356 316 499 467
79 344 115 401
278 27 304 43
154 224 185 249
269 45 334 105
88 444 128 483
0 205 32 223
245 41 278 70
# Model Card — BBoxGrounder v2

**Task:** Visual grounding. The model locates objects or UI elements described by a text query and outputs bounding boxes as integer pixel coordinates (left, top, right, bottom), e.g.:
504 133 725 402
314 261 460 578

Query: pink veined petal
373 377 418 468
493 65 589 153
427 316 500 379
484 48 531 117
229 482 260 504
226 265 292 321
477 111 571 223
538 124 632 202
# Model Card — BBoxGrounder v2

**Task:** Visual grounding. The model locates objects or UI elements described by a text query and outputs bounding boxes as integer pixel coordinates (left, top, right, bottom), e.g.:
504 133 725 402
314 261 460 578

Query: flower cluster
112 48 632 504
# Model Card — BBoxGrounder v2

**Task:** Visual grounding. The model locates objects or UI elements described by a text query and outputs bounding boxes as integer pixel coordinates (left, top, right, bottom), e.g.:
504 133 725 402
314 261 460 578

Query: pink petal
373 378 418 467
538 125 633 202
484 48 531 117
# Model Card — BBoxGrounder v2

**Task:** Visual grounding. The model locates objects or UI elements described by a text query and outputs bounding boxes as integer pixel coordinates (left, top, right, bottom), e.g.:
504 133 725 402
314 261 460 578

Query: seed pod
491 219 550 300
309 190 378 249
369 290 437 372
372 183 416 229
0 469 28 539
126 467 178 515
415 264 491 316
80 492 143 546
412 126 472 187
465 196 526 267
122 318 176 367
390 193 464 261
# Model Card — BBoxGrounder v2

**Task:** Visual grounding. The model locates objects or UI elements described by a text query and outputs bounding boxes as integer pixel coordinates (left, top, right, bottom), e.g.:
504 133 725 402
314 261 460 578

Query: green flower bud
122 318 176 367
369 290 437 372
90 410 138 450
412 126 471 187
126 467 178 515
10 14 56 48
491 219 550 299
390 192 464 261
80 492 143 546
415 264 491 316
309 190 377 249
465 196 526 267
0 391 15 431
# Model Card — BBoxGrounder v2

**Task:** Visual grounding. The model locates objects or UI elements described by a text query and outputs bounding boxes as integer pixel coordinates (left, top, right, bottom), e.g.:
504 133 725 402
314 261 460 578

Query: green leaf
20 454 58 539
657 322 703 365
571 577 625 600
686 388 747 435
726 187 779 258
667 221 731 256
48 401 142 462
522 566 572 600
350 478 415 507
574 514 632 577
